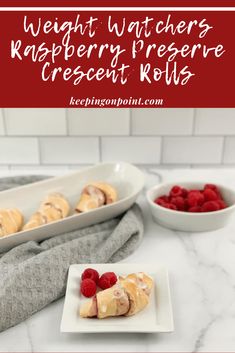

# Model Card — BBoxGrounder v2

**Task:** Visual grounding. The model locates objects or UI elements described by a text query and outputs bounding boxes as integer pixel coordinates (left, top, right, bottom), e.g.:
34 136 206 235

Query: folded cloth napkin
0 176 144 332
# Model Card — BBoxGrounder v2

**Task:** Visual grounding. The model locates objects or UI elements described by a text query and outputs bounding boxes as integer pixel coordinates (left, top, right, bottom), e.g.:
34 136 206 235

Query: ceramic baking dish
0 162 145 252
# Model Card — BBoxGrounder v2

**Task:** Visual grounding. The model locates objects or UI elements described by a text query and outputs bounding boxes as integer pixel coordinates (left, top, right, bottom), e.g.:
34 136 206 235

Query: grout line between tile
99 136 102 162
2 163 235 169
37 138 42 164
221 136 226 164
1 134 235 138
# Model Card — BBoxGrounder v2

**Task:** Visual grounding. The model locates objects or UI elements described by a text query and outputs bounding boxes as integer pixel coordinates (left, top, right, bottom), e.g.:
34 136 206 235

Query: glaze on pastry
76 182 117 213
23 193 70 230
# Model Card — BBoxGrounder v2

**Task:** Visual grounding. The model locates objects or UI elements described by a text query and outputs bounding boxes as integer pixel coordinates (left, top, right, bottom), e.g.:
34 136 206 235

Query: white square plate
60 263 174 333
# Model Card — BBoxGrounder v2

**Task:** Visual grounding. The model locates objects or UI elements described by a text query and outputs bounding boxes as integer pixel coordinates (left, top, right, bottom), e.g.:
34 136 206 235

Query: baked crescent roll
0 208 24 237
96 283 130 319
119 273 153 316
23 193 70 231
80 283 130 319
76 185 106 213
80 272 153 319
76 182 117 213
89 182 118 205
121 272 154 296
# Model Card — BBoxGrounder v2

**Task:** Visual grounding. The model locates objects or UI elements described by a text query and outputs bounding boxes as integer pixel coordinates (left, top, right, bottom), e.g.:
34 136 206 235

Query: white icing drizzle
126 278 135 284
137 272 144 279
101 304 107 313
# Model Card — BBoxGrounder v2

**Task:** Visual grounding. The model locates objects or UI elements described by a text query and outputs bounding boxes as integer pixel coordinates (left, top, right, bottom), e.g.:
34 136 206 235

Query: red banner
0 8 234 107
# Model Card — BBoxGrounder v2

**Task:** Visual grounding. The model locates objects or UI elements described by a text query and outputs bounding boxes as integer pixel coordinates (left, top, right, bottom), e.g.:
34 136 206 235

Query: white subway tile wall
0 138 39 164
194 109 235 135
162 137 224 164
68 108 130 135
101 137 161 164
39 137 99 164
132 108 194 135
223 138 235 164
0 108 234 168
5 108 67 136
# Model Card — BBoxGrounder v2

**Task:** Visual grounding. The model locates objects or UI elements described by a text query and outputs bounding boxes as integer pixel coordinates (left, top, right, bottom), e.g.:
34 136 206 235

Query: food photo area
0 107 235 352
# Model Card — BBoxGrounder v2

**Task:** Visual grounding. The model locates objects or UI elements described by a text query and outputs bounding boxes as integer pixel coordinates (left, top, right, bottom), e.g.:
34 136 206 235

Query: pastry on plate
23 193 70 230
76 182 118 213
80 272 153 319
0 208 24 237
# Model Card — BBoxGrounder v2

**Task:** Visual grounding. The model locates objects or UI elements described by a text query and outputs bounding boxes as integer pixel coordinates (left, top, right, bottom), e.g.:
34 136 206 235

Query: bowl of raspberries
146 182 235 232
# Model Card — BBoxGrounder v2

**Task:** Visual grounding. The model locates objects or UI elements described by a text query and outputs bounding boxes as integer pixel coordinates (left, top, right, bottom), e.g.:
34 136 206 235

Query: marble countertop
1 167 235 352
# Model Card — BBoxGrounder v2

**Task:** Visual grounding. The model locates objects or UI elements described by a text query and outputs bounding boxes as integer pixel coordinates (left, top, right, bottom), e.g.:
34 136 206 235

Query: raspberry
181 188 188 198
188 206 202 212
80 278 97 297
98 272 117 290
167 203 177 210
204 184 222 199
155 198 168 208
171 196 185 211
170 185 183 198
217 200 227 210
188 191 205 207
81 268 99 284
203 188 218 202
201 201 220 212
204 184 218 192
159 195 170 202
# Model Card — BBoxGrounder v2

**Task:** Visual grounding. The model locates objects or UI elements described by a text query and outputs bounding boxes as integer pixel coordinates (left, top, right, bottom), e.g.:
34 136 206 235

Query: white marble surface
1 167 235 352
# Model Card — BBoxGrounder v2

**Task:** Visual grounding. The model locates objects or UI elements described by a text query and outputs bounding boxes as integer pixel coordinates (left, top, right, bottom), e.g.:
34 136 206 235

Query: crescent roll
0 208 24 237
76 182 118 213
80 272 153 319
23 193 70 230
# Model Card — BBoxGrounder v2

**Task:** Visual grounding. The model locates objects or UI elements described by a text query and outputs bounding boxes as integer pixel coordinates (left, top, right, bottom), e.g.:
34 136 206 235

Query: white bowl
0 162 145 252
146 181 235 232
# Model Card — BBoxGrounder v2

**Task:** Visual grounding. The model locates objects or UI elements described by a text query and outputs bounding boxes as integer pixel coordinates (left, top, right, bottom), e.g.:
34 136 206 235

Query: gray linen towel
0 176 144 332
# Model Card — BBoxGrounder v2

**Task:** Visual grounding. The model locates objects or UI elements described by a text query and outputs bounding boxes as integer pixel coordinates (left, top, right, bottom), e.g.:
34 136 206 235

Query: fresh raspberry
171 196 185 211
181 188 188 198
188 206 202 212
160 203 170 209
81 268 99 284
203 188 218 202
204 184 218 192
167 203 177 210
204 184 222 199
98 272 117 290
188 191 205 207
80 278 97 298
159 195 170 202
216 200 227 210
201 201 220 212
155 198 168 208
170 185 183 198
